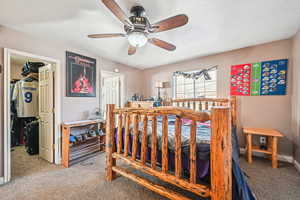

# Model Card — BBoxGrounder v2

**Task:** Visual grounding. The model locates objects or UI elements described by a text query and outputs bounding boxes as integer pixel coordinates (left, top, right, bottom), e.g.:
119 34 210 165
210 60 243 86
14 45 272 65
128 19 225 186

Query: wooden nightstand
244 128 284 168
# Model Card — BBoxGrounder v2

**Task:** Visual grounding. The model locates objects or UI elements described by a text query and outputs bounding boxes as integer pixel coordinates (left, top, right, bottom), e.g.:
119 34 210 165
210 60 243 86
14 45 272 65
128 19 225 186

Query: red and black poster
66 51 96 97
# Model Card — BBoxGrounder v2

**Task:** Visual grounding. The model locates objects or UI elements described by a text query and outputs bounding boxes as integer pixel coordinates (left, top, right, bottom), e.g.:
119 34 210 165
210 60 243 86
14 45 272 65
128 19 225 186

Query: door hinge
52 144 55 150
0 64 2 73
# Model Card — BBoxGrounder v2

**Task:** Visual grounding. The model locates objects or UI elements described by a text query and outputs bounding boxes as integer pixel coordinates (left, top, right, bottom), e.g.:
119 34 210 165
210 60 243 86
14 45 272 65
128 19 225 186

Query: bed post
210 107 232 200
230 96 237 127
106 104 116 181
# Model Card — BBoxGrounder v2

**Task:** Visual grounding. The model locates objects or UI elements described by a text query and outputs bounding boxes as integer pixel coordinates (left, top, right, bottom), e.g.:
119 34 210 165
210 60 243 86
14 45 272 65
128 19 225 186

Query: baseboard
240 148 294 163
295 160 300 173
0 177 4 185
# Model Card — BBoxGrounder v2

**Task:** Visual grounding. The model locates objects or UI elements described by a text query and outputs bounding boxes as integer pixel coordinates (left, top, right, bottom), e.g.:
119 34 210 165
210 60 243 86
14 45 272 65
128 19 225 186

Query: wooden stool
243 128 284 168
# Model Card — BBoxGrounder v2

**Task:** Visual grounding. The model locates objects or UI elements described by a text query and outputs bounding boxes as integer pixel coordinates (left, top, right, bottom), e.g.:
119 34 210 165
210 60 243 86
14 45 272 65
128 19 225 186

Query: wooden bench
243 128 284 168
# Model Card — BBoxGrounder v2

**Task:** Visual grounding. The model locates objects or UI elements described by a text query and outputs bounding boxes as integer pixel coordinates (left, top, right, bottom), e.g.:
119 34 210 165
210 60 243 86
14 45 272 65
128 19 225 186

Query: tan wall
0 26 143 177
142 39 293 157
292 29 300 163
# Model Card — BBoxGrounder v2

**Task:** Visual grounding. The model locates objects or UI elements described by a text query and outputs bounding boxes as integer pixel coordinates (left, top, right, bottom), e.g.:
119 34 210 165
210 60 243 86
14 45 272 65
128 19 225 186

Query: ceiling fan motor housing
125 6 148 33
130 5 145 17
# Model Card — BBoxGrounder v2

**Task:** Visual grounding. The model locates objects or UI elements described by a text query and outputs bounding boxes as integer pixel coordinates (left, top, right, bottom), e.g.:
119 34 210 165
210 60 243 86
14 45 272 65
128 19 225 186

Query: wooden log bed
105 96 237 200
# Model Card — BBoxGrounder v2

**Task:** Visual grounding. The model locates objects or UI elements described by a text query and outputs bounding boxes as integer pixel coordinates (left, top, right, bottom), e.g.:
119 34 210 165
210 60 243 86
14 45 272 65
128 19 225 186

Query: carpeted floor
1 147 300 200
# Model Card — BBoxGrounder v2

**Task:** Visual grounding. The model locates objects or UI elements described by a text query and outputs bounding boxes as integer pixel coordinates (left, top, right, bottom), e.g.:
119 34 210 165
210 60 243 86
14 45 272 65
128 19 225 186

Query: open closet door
38 64 54 162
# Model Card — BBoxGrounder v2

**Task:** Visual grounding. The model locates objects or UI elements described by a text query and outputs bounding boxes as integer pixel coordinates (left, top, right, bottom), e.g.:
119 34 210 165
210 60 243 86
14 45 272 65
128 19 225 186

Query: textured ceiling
1 0 300 69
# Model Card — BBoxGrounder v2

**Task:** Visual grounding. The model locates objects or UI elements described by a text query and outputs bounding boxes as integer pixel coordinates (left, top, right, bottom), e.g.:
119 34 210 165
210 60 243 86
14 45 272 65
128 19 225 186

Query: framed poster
230 59 288 96
260 59 288 95
66 51 96 97
230 63 251 96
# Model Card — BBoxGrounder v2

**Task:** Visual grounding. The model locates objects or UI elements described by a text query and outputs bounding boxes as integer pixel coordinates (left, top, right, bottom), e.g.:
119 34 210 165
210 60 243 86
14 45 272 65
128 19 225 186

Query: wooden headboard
165 96 237 126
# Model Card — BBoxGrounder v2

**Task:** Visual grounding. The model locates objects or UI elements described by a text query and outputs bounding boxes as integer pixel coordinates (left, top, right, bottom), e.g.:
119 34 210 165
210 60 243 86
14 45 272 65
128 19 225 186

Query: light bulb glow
127 31 148 47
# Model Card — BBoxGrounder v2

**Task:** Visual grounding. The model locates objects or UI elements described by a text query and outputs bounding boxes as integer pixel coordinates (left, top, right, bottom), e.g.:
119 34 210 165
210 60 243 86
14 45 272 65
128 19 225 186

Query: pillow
182 118 211 128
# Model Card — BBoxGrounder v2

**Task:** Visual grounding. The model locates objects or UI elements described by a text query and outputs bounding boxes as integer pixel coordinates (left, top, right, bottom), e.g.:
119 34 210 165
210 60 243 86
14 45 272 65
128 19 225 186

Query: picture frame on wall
66 51 96 97
230 59 288 96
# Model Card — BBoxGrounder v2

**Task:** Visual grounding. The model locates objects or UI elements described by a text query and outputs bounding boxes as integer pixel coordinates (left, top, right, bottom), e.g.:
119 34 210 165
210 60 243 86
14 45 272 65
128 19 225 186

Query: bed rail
106 105 232 200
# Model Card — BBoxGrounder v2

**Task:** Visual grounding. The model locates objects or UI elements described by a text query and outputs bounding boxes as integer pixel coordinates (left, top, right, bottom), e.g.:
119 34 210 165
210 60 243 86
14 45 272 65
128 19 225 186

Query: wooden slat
141 115 148 164
62 127 70 168
175 116 182 178
113 153 210 197
272 137 278 168
246 134 252 164
62 119 104 128
190 120 197 183
211 107 232 200
170 97 229 103
151 116 158 169
112 166 192 200
106 104 116 181
124 114 131 157
162 115 169 173
132 114 139 161
205 101 208 110
231 96 237 126
117 113 123 154
251 146 272 154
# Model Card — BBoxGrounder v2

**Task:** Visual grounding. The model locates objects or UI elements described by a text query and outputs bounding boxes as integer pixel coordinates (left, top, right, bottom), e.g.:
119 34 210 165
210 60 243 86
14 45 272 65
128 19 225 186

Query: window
173 69 217 98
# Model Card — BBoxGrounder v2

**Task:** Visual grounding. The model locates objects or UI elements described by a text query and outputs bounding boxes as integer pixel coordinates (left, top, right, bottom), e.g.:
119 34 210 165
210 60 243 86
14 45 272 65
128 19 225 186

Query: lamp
155 81 164 100
155 81 164 88
127 31 148 47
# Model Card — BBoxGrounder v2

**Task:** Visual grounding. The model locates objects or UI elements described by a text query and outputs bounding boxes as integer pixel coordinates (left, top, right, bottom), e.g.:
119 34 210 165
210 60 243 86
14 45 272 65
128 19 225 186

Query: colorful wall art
66 51 97 97
230 59 288 96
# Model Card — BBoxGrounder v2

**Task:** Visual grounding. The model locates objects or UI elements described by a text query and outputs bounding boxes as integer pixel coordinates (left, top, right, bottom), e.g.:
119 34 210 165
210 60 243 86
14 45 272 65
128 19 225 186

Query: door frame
3 48 62 183
101 70 125 110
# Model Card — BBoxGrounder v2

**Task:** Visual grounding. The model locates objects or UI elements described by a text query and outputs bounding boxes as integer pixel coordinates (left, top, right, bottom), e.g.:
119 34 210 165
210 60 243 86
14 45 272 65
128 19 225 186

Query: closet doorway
101 71 124 117
3 49 62 184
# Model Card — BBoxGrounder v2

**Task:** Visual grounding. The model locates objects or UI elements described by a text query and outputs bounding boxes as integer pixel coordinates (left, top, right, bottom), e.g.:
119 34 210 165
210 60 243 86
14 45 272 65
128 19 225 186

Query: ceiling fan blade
88 33 126 38
102 0 133 26
152 14 188 33
148 38 176 51
128 45 137 55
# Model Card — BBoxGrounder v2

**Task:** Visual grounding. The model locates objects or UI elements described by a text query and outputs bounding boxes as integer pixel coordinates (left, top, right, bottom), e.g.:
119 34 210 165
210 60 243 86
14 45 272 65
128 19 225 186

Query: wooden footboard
106 105 232 200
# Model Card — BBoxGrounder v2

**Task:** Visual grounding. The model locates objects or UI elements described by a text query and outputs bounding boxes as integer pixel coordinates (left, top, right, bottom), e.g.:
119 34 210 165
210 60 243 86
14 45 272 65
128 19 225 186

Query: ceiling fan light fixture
127 31 148 47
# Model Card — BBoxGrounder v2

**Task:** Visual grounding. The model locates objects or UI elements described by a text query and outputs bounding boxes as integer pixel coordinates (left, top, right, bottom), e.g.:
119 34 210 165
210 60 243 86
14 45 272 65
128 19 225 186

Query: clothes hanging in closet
12 75 39 118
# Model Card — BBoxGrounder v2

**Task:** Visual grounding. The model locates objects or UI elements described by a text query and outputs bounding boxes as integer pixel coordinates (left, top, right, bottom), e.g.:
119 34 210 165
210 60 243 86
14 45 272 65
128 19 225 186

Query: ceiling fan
88 0 189 55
